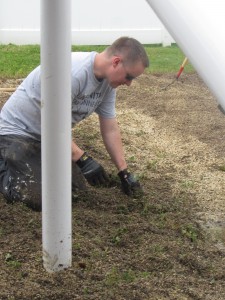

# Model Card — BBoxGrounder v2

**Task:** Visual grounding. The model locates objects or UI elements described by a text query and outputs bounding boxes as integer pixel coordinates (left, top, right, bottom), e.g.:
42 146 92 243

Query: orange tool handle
176 57 188 79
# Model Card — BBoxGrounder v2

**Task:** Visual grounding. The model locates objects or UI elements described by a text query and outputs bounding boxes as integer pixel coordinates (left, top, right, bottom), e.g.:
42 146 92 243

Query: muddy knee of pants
0 135 87 211
7 177 42 211
0 135 42 211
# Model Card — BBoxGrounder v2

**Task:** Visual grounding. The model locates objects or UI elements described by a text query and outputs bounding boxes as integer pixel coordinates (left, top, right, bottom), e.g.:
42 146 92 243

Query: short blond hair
106 36 149 68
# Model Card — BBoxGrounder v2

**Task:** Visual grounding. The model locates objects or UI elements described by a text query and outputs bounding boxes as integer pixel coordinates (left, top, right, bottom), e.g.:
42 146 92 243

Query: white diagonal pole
41 0 72 272
145 0 225 111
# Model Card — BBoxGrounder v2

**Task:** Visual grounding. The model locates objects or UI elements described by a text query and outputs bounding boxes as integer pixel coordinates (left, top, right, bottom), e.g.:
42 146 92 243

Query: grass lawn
0 43 194 78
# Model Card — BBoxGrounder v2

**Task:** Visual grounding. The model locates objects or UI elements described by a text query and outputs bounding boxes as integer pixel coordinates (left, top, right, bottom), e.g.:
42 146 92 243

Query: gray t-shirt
0 52 116 141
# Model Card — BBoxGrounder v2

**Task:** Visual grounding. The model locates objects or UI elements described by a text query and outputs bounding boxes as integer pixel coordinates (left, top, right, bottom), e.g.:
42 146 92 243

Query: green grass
145 44 194 73
0 43 194 78
0 44 40 78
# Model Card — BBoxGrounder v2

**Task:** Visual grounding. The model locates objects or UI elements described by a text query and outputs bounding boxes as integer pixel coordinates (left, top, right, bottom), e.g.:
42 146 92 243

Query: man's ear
112 56 121 68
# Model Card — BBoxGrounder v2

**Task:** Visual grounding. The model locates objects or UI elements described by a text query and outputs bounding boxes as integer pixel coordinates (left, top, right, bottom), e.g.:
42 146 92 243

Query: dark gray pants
0 135 86 211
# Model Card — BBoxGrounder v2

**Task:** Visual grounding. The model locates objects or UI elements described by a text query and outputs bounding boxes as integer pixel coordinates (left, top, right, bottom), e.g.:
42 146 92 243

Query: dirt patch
1 73 225 299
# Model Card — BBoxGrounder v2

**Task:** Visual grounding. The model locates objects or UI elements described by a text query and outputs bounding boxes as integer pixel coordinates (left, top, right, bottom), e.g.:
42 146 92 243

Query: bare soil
1 73 225 300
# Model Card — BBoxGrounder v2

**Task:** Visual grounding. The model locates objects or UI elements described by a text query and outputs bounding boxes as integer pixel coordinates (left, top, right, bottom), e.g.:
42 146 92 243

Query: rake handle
176 57 188 79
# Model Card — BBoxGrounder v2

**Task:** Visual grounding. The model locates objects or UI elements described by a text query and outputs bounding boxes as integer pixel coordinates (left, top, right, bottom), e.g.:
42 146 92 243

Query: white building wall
0 0 174 45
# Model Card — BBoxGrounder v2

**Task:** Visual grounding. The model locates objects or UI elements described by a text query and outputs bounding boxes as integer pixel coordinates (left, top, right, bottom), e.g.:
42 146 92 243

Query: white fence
0 0 174 46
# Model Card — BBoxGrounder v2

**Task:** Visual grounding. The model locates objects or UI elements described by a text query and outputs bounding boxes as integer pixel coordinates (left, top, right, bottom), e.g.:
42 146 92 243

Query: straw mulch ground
1 73 225 299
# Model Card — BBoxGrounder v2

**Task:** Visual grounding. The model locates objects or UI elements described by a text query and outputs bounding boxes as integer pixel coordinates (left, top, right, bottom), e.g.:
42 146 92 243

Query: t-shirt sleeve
94 88 116 119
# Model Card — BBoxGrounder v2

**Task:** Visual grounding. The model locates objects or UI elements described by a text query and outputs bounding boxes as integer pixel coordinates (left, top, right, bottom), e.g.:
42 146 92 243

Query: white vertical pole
41 0 72 272
145 0 225 111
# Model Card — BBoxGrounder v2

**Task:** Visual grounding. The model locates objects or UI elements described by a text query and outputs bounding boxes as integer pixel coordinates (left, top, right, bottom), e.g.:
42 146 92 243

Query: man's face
107 56 145 88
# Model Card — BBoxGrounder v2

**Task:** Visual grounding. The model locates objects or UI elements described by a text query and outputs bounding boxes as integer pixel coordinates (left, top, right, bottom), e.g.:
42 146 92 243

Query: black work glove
118 169 143 197
76 153 109 186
